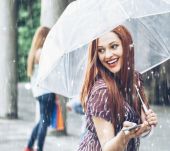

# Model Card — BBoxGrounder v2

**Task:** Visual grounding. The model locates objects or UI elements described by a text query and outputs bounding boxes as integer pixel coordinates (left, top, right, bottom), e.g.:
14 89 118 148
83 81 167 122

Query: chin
109 66 121 74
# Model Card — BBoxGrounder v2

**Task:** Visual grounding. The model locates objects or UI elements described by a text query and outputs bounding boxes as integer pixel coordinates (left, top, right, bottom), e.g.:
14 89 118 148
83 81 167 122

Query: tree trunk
0 0 18 118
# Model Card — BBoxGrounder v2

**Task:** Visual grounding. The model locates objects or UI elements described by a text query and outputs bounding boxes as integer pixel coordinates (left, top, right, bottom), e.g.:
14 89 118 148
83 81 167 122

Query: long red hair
81 25 144 125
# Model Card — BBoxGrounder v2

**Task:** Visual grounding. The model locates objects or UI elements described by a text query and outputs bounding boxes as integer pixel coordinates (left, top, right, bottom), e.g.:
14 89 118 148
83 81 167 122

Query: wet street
0 83 170 151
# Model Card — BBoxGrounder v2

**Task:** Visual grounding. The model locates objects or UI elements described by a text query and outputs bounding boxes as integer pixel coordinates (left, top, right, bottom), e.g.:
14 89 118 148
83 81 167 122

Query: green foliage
18 0 40 81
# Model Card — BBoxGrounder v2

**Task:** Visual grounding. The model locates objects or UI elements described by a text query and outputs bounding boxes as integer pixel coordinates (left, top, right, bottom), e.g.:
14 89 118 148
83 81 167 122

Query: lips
106 58 119 65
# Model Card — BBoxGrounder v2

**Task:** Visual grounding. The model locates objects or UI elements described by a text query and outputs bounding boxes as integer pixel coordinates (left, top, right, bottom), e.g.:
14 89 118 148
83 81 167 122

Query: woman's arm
93 116 127 151
93 117 139 151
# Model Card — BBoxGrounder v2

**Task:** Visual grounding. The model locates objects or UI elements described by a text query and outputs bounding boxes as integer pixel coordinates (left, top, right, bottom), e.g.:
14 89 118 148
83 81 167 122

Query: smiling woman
78 25 158 151
97 31 123 74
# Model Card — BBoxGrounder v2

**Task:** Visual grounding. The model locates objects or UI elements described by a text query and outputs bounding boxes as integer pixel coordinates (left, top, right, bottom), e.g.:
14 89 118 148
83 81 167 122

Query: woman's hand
122 121 141 140
122 120 152 139
136 109 158 137
134 121 151 137
145 109 158 126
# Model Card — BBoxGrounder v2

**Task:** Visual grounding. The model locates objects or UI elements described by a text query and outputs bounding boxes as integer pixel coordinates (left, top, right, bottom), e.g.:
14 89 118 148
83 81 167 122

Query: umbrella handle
135 84 154 135
134 85 148 113
142 103 148 113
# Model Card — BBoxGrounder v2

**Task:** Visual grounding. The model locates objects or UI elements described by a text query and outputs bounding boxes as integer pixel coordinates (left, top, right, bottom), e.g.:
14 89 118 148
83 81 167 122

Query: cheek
118 47 123 56
98 53 103 63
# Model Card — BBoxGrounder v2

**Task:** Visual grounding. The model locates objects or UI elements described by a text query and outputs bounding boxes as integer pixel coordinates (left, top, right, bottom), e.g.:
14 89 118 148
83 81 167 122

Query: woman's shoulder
90 78 108 95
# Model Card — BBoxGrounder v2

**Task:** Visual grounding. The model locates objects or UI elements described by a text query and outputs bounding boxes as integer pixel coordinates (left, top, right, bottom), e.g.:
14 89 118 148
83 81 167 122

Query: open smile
106 58 119 66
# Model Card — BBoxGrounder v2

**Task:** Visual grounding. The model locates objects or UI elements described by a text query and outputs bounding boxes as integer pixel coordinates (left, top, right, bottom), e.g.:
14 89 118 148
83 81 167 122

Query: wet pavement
0 83 170 151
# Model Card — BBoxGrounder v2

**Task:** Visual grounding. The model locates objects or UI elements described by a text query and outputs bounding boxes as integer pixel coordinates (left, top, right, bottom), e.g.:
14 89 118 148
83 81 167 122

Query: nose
105 49 113 58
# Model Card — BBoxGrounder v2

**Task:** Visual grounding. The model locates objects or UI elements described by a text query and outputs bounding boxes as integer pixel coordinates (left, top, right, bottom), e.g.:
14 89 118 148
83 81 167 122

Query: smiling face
97 32 123 74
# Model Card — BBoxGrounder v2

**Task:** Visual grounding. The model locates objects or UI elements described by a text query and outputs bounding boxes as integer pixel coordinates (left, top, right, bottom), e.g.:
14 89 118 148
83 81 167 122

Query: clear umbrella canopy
38 0 170 98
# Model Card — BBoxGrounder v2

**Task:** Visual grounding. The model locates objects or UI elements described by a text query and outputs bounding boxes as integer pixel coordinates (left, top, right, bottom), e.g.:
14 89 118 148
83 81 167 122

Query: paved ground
0 83 170 151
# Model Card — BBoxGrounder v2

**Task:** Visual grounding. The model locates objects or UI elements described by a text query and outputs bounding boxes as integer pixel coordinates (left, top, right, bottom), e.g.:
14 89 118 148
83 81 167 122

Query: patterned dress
77 78 140 151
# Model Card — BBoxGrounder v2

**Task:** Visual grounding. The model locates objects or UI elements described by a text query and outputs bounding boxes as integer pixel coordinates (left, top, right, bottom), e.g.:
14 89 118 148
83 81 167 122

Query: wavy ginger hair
27 26 50 77
80 25 141 125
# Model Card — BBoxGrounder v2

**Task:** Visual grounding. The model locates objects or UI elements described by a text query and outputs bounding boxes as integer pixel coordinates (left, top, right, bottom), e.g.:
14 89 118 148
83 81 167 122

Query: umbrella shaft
135 85 148 113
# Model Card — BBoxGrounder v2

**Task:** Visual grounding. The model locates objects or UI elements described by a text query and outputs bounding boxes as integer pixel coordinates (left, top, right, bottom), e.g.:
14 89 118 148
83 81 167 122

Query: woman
78 25 158 151
24 26 55 151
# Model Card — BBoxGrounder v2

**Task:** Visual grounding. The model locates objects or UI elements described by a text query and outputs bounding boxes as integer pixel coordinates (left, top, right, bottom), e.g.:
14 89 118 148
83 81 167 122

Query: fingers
122 121 140 139
123 121 136 127
145 109 158 126
147 117 157 125
122 118 156 139
135 121 148 137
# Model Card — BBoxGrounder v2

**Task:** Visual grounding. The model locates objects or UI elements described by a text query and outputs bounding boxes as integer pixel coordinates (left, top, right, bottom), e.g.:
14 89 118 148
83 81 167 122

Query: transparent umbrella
38 0 170 98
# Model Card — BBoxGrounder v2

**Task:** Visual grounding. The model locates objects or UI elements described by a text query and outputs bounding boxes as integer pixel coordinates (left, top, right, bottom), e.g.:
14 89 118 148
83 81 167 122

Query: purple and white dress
77 78 140 151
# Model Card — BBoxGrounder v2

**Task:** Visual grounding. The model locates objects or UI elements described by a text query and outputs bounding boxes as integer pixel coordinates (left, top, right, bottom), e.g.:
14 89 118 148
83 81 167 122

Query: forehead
98 32 121 46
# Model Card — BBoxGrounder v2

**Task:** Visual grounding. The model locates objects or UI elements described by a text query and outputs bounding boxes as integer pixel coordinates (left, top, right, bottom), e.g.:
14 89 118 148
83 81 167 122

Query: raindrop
128 67 130 70
162 66 166 74
124 87 127 92
129 43 134 49
71 80 74 86
2 27 7 31
161 97 164 103
25 83 31 90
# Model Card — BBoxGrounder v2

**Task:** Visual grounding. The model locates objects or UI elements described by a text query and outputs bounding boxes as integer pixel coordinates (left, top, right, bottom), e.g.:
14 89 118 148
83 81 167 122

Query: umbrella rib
138 19 170 55
133 10 170 19
151 28 170 55
117 1 130 19
64 54 69 94
140 57 170 74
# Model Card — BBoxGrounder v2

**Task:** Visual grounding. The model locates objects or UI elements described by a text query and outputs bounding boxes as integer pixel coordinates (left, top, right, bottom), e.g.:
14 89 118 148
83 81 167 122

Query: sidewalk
0 83 170 151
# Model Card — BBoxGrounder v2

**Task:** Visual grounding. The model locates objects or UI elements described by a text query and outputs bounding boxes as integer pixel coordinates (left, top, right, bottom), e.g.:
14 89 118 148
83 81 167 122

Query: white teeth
107 58 118 64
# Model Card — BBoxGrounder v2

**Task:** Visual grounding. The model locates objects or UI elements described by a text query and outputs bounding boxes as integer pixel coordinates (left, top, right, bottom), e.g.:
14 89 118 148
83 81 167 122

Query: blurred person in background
24 26 55 151
66 97 84 115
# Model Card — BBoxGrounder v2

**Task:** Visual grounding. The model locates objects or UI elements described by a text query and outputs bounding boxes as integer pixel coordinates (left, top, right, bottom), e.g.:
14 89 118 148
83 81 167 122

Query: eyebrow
98 41 118 47
109 41 118 45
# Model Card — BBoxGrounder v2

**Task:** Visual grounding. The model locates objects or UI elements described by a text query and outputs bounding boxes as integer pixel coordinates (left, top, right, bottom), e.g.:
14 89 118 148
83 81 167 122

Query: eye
97 48 105 54
111 44 119 49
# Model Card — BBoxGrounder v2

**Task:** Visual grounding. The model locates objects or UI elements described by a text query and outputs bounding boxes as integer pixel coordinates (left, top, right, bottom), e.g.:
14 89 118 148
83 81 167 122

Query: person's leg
27 122 40 149
36 93 55 151
24 98 41 151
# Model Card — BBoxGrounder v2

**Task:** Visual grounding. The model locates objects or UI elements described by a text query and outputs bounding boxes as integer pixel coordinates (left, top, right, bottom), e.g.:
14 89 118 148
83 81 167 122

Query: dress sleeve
87 88 112 122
